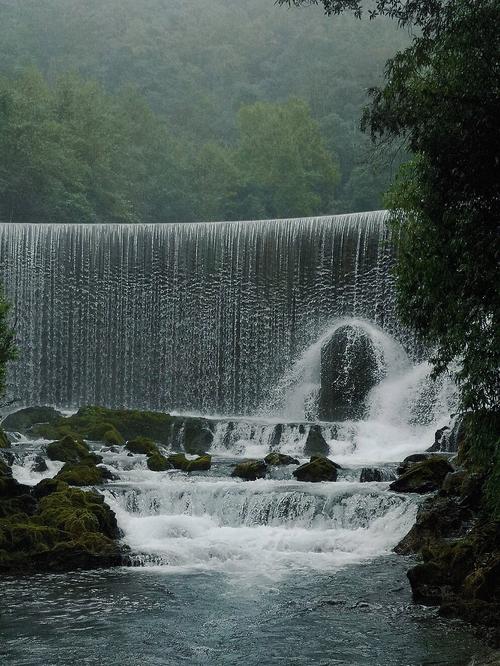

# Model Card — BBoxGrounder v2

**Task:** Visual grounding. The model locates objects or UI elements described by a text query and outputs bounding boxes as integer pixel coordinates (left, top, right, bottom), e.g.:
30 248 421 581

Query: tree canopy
282 0 500 410
0 0 408 221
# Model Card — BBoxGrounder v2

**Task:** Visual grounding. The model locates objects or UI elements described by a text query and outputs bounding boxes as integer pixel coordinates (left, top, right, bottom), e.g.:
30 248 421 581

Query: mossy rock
64 406 173 445
0 428 10 449
167 453 190 471
125 437 157 455
182 419 214 454
1 406 63 434
185 454 212 472
390 457 454 494
46 435 100 464
264 452 299 466
0 462 123 574
55 461 108 486
303 426 329 457
147 452 172 471
231 460 267 481
293 456 339 482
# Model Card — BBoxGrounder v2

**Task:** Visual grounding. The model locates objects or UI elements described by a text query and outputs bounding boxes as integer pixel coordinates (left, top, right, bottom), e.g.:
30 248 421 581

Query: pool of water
0 556 493 666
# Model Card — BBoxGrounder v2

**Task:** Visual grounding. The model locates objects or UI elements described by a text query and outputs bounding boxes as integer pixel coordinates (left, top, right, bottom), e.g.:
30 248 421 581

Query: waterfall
0 211 403 414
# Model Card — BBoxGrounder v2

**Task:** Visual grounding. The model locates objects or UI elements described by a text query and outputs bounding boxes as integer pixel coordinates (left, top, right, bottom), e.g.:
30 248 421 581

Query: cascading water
0 211 404 413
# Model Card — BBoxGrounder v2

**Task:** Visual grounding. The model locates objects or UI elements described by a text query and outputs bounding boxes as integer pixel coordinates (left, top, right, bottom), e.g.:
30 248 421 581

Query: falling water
0 211 403 414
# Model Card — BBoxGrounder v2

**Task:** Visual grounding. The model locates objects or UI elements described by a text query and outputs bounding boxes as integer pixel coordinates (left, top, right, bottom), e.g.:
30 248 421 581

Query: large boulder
293 456 340 482
46 435 101 465
125 437 157 455
319 324 381 421
147 452 172 472
182 419 214 454
167 453 190 471
231 460 267 481
303 425 329 457
185 454 212 472
55 461 110 486
2 406 63 435
264 452 299 466
390 457 454 494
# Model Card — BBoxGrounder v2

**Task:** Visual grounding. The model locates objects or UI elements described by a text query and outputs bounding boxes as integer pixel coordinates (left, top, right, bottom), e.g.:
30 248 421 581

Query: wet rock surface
293 456 340 482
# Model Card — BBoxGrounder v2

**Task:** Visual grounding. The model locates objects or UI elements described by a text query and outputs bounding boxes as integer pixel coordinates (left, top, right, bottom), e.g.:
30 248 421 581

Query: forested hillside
0 0 408 222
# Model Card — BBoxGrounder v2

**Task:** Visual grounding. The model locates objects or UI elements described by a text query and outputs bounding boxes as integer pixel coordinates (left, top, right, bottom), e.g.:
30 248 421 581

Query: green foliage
286 0 499 412
0 0 409 219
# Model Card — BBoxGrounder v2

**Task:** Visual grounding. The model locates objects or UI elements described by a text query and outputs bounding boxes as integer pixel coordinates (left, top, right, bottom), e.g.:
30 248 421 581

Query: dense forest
0 0 408 223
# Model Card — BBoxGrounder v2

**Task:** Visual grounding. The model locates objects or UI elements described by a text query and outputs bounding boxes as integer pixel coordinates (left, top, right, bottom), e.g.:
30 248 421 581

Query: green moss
46 435 99 464
185 454 212 472
55 461 107 486
167 453 190 470
0 427 10 449
125 437 157 455
292 456 338 482
147 452 171 471
1 406 63 434
390 457 453 494
64 406 173 444
231 460 267 480
457 411 500 519
264 452 299 466
0 466 122 574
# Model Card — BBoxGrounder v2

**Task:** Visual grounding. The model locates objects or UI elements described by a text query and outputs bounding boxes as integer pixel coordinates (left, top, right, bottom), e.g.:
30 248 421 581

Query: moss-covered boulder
231 460 267 481
55 462 110 486
264 452 299 466
303 425 329 457
293 456 339 482
167 453 190 471
46 435 101 465
390 457 454 494
0 427 10 449
182 418 214 454
125 437 157 455
31 455 48 473
397 453 431 476
0 463 124 574
2 406 63 434
147 452 172 471
185 454 212 472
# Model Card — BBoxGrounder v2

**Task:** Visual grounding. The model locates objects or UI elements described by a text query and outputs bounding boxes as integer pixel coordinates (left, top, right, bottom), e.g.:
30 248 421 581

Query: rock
304 425 329 457
147 452 172 471
31 455 48 473
318 324 381 421
440 470 469 496
397 453 431 476
167 453 190 471
125 437 157 455
390 457 454 494
427 425 452 452
182 419 214 454
55 461 108 486
1 406 63 434
293 456 339 482
185 454 212 472
0 462 124 574
264 452 299 466
0 427 11 449
46 435 101 465
360 467 383 482
231 460 267 481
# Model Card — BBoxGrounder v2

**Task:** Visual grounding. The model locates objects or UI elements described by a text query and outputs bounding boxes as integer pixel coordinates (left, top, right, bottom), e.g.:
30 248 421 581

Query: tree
0 286 16 400
234 99 340 219
280 0 500 410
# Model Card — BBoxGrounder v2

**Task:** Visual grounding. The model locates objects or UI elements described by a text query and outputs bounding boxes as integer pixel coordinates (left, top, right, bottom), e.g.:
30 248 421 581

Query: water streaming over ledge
0 211 406 413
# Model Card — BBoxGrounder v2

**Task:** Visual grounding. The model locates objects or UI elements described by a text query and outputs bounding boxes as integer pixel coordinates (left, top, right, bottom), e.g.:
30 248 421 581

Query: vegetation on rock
390 457 453 494
0 428 10 449
231 460 267 481
2 406 62 434
146 452 172 472
264 452 299 466
0 462 123 574
46 435 100 465
185 455 212 472
125 437 157 455
293 456 339 482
